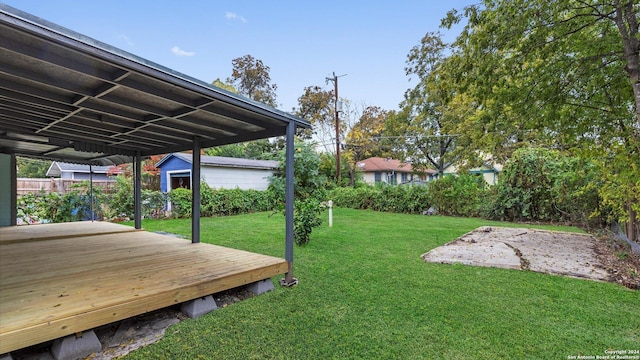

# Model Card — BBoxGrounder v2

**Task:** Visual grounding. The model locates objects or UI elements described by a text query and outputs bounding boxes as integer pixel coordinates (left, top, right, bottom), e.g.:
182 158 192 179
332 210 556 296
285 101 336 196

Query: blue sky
4 1 473 114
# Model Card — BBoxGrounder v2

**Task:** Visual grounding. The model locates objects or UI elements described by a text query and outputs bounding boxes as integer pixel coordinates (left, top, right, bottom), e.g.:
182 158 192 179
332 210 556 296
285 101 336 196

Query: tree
211 78 238 94
345 106 388 160
108 155 162 191
208 77 280 159
439 0 639 241
16 157 49 178
394 32 459 175
317 152 352 187
295 85 335 149
226 55 278 107
204 139 278 160
344 106 390 184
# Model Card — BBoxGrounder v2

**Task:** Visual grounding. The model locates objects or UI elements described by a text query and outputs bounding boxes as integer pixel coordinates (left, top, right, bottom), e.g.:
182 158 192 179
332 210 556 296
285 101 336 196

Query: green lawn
123 209 639 360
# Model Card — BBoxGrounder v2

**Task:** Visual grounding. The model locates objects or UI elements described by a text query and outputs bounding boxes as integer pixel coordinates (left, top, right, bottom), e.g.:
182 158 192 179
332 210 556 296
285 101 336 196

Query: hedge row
329 174 487 217
168 184 278 218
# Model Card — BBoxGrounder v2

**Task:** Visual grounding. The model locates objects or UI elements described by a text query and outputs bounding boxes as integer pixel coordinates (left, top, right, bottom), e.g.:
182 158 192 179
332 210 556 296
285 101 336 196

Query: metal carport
0 3 309 282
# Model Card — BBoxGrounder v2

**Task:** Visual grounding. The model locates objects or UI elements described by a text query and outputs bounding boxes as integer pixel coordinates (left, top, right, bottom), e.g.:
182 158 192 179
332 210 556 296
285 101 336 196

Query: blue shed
156 153 279 193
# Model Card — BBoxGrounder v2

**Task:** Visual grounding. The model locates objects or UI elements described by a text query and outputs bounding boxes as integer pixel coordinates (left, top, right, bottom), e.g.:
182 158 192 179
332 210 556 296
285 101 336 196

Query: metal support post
192 137 201 243
280 120 298 287
134 152 142 229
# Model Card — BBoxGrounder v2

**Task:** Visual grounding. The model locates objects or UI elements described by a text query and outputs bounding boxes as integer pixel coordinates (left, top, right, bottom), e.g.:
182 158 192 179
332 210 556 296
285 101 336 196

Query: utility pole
326 72 346 183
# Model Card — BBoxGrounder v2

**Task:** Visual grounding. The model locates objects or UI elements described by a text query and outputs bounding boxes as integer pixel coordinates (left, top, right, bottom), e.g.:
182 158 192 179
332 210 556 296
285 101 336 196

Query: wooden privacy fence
17 178 116 196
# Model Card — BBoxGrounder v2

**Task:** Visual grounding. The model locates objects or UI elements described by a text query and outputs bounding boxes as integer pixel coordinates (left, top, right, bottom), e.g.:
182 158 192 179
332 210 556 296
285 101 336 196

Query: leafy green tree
269 142 326 245
344 106 390 185
294 85 335 147
211 78 238 93
390 32 459 175
317 152 352 187
16 157 49 178
437 0 639 241
205 139 278 160
345 106 388 161
226 54 278 107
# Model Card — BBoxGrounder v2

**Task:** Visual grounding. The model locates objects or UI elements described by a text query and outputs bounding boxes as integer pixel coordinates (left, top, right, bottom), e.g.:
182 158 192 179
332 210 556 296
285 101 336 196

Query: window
374 172 381 183
388 172 397 185
170 172 191 190
401 172 408 183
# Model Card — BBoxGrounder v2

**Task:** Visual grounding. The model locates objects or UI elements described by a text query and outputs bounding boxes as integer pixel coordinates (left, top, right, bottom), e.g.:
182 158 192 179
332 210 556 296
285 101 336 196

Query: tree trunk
613 0 640 133
613 1 640 245
627 202 639 243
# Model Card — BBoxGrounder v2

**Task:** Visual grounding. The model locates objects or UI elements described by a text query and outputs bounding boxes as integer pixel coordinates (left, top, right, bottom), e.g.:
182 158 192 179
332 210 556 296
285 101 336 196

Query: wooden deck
0 222 288 354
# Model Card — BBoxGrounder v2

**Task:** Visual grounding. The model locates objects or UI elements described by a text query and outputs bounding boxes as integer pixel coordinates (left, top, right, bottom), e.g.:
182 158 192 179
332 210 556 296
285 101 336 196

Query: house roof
156 153 279 170
45 161 117 177
356 157 414 173
356 157 438 174
0 4 310 166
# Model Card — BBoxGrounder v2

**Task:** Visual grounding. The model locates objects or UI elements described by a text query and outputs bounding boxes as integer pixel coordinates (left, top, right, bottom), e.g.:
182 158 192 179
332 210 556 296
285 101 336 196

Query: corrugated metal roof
54 162 115 173
0 4 310 166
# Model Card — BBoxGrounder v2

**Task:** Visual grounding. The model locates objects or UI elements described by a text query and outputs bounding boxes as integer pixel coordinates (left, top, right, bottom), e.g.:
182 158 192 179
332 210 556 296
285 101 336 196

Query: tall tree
439 0 639 240
393 32 459 175
295 85 335 151
345 105 388 161
209 77 279 158
226 55 278 107
343 105 390 184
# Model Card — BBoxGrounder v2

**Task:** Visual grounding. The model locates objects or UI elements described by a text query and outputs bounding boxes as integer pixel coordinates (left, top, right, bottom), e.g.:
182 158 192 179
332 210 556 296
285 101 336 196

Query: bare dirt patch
422 227 640 289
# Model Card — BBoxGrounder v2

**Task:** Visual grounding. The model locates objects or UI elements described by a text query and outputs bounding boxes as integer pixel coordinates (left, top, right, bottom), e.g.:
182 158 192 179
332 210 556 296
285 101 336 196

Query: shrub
294 198 323 246
168 187 193 218
551 156 604 227
269 142 326 245
329 184 433 214
428 174 485 217
491 148 559 221
488 147 604 225
105 175 165 219
17 192 43 223
108 175 134 218
18 181 108 223
141 190 167 219
168 185 278 219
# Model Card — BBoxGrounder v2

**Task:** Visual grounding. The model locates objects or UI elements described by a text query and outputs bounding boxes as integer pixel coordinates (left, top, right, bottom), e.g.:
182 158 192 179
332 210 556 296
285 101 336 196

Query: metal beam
0 62 96 98
0 88 76 113
0 77 73 105
0 33 120 82
191 137 201 244
201 104 273 130
145 127 286 157
117 77 199 106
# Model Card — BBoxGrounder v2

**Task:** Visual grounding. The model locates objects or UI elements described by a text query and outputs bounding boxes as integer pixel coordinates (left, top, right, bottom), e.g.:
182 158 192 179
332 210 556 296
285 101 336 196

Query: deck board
0 221 141 244
0 223 288 354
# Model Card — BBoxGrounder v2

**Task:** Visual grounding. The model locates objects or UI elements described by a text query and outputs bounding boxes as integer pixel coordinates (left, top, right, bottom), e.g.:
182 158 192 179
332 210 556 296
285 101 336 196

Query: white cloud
171 46 196 57
225 11 247 23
